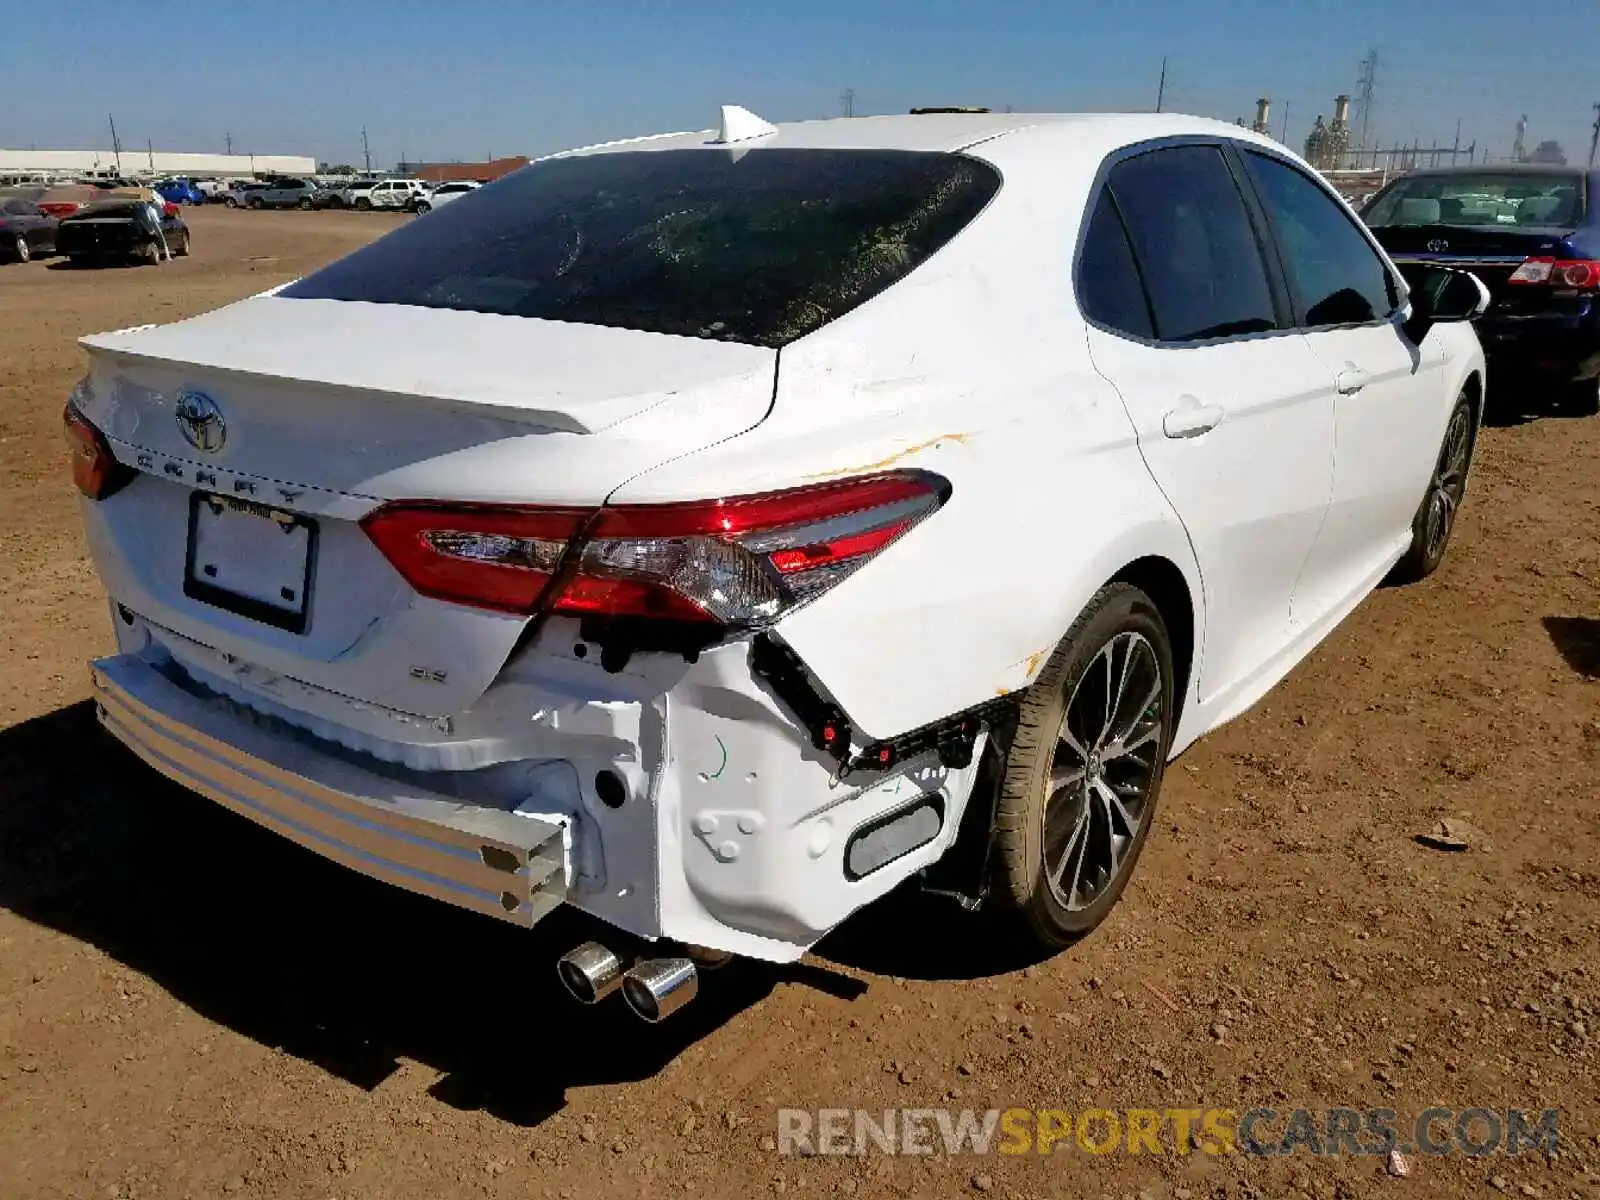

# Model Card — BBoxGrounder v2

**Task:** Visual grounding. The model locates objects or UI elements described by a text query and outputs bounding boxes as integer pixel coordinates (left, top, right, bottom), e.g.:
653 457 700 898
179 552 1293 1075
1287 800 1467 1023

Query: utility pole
108 114 123 174
146 138 154 173
1280 101 1289 144
1589 102 1600 169
841 88 855 118
1155 56 1167 113
361 127 372 174
1453 117 1461 164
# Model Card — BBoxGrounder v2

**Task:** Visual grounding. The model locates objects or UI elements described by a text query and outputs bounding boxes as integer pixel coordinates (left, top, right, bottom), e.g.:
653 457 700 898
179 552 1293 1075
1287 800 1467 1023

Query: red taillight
1507 257 1600 290
63 402 132 500
359 503 588 614
361 471 948 628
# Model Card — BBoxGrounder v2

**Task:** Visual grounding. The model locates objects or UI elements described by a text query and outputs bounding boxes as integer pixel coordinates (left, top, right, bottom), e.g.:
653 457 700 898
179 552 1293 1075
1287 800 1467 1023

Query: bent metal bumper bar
89 654 568 927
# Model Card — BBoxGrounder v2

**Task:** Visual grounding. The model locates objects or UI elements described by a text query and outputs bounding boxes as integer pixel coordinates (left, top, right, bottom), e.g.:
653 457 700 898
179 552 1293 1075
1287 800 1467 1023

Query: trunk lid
75 297 776 717
1373 223 1582 300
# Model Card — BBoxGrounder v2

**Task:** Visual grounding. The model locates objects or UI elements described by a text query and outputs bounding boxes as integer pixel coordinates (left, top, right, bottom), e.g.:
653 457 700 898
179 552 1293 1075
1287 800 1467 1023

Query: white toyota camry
66 107 1488 1021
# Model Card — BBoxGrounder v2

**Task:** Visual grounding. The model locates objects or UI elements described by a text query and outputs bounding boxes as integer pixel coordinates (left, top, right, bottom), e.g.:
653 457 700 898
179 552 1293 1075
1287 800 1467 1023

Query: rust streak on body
803 433 971 480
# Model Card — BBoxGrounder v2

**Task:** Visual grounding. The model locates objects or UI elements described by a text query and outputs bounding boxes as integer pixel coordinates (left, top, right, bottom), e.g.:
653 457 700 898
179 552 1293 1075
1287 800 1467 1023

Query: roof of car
546 111 1280 161
1389 163 1590 178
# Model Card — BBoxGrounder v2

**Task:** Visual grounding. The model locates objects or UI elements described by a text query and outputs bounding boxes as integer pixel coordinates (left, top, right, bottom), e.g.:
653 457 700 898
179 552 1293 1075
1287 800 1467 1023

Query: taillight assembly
63 402 133 501
1506 257 1600 289
361 471 949 634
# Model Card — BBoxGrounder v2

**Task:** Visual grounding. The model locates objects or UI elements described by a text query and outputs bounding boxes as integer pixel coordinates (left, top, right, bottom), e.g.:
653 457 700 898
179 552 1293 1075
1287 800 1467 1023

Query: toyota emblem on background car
1427 238 1450 253
174 390 227 453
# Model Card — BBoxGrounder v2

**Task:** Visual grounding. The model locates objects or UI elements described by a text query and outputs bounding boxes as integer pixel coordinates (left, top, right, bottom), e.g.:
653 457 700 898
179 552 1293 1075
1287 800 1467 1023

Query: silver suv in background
414 180 481 213
253 178 324 209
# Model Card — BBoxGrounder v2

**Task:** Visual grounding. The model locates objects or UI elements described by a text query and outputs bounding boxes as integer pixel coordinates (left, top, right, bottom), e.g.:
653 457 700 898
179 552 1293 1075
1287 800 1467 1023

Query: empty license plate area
184 493 316 633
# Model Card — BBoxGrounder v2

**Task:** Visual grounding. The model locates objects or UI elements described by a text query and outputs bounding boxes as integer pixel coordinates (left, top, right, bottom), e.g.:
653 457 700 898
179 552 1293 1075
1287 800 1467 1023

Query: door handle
1335 366 1370 394
1161 402 1226 439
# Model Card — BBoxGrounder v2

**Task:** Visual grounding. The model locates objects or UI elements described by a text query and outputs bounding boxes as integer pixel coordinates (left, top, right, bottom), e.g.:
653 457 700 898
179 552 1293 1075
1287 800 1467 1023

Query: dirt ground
1 207 1598 1200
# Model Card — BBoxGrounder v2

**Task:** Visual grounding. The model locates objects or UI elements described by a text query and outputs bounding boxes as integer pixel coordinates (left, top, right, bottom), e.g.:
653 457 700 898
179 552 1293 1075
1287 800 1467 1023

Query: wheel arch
1108 554 1196 733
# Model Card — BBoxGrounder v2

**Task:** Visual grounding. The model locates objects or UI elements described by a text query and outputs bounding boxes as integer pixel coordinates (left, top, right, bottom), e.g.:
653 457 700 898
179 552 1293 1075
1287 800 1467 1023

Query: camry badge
174 391 226 454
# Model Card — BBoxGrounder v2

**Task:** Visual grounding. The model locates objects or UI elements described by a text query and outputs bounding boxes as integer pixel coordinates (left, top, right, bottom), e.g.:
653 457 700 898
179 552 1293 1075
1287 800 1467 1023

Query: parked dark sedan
55 200 190 266
1 197 59 262
1362 165 1600 412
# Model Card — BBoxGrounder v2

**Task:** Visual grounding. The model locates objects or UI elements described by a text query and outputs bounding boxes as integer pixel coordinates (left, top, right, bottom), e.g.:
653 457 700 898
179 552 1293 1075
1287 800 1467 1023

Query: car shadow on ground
1481 378 1597 427
0 700 875 1126
1543 616 1600 679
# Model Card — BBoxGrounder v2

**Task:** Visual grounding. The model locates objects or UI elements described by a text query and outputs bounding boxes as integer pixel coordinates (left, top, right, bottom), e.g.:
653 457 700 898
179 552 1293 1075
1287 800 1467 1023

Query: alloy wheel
1423 404 1472 561
1042 631 1165 911
15 234 29 263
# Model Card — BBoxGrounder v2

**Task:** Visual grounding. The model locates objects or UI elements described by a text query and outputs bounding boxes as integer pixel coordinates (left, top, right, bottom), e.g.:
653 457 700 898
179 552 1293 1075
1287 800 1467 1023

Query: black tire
1390 389 1476 584
1559 378 1600 417
354 197 372 212
173 230 190 257
224 197 238 208
993 583 1176 948
141 240 162 266
413 200 431 215
299 197 312 210
247 197 262 210
12 234 29 263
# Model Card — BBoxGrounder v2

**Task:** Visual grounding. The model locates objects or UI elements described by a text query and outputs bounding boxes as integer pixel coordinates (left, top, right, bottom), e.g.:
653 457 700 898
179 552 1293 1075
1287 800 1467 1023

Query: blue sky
2 0 1597 169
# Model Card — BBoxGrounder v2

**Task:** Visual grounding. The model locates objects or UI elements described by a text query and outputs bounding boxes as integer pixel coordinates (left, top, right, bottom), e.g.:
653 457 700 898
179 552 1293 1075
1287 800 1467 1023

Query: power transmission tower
841 88 855 118
1589 102 1600 169
1155 56 1167 113
1354 48 1378 154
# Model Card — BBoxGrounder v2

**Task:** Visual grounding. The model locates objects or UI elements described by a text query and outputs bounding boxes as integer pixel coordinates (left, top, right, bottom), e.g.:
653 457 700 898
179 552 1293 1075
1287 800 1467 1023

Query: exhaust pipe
557 941 626 1005
620 957 699 1023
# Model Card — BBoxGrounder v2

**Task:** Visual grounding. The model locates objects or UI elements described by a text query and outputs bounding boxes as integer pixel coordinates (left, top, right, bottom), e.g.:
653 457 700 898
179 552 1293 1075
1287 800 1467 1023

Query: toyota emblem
174 390 227 453
1427 238 1449 253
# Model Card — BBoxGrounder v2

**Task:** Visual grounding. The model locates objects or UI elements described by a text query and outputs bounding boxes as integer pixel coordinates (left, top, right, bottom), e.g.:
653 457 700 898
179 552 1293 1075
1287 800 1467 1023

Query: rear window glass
283 148 1001 347
1363 172 1584 229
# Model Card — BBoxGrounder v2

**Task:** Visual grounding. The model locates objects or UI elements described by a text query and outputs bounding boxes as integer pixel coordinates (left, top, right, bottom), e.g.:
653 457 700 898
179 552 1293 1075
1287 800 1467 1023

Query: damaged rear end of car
71 137 1014 985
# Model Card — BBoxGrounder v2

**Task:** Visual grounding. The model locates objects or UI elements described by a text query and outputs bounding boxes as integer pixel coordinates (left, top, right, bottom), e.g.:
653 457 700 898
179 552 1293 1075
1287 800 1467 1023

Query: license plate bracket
184 493 316 633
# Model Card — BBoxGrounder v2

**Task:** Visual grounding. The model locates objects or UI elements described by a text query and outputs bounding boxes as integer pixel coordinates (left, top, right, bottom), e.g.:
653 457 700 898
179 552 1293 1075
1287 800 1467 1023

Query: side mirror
1397 264 1490 344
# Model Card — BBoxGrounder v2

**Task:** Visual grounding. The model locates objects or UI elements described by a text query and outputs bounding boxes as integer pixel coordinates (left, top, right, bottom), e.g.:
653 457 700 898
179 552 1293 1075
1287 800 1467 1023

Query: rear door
1082 143 1337 704
1238 148 1443 616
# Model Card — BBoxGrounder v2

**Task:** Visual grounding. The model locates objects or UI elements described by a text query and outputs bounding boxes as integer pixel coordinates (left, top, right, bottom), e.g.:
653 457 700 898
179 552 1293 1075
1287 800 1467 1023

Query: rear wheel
1390 389 1475 584
299 197 312 210
354 197 372 212
993 583 1175 948
172 230 190 257
224 197 238 208
141 239 162 265
11 234 28 263
413 200 432 215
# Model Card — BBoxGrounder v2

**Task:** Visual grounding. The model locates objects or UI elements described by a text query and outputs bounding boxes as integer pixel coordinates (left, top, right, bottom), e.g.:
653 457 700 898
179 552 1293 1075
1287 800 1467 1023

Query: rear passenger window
1107 146 1279 343
1242 151 1398 326
1078 193 1154 339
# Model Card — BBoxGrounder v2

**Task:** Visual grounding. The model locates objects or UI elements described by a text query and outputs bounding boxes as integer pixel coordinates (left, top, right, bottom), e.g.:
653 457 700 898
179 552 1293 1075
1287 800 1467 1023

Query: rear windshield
282 148 1001 347
1363 171 1584 229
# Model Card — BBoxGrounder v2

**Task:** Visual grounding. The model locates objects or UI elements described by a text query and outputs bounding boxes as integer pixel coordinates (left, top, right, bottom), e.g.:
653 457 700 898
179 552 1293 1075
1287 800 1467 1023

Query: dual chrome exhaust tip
557 941 701 1022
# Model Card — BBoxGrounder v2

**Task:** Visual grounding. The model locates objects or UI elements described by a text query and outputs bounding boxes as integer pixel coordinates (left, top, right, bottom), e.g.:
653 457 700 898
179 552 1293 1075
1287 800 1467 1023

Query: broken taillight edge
360 470 951 628
63 401 133 501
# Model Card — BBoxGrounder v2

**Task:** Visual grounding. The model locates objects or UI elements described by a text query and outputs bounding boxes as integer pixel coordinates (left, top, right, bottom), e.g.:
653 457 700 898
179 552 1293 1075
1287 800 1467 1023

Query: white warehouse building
0 148 316 181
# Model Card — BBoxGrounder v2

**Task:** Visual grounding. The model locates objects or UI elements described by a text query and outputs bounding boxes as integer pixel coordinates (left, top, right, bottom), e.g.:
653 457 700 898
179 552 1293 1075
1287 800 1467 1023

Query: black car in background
55 200 190 266
1362 166 1600 413
0 197 59 262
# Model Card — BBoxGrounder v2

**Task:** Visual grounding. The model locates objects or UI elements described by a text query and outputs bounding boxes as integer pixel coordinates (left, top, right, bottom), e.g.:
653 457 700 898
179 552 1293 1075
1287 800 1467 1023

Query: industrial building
0 148 316 182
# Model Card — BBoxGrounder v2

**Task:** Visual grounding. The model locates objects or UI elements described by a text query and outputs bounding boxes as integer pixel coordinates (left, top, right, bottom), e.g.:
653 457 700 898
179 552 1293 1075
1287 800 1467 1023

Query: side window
1078 192 1154 339
1244 151 1397 326
1107 146 1279 343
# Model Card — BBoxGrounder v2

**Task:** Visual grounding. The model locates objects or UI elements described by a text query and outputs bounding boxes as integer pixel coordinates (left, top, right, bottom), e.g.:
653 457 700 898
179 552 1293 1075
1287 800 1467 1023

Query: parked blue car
154 178 205 206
